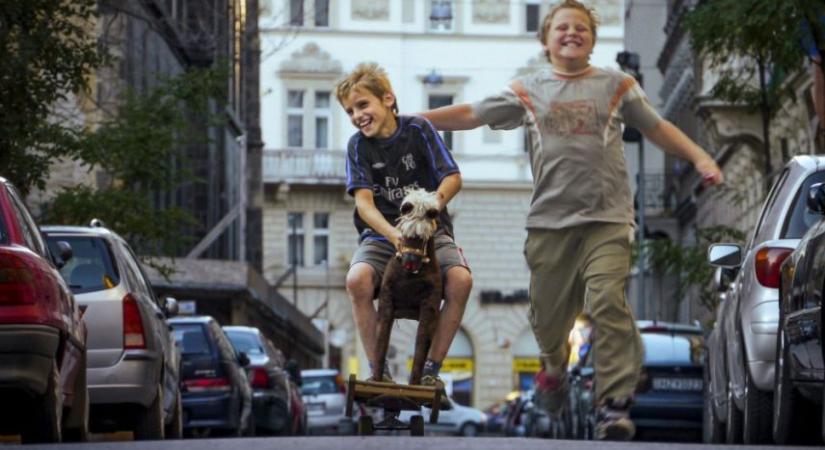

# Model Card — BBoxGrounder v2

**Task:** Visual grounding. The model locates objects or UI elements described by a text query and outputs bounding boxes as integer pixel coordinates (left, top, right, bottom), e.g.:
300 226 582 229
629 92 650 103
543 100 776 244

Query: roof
168 315 214 324
41 225 120 239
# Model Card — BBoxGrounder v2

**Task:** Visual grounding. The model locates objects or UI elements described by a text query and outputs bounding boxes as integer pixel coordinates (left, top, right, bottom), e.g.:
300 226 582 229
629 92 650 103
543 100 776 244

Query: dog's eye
400 202 413 214
426 209 439 219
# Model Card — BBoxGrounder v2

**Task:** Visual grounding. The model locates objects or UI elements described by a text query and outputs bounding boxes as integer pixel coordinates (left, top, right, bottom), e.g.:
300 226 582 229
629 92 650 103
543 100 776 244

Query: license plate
652 377 702 391
306 402 325 413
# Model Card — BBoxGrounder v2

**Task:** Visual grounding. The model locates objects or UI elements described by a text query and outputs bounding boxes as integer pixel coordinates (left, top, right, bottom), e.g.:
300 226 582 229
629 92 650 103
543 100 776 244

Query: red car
0 177 88 443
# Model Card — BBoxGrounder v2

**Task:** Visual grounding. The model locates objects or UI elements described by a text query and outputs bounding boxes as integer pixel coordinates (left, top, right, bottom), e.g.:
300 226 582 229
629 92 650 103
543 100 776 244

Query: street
3 436 809 450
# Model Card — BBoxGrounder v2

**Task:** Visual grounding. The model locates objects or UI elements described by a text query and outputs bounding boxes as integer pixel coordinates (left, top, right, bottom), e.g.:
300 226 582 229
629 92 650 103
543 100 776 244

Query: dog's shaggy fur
372 189 442 385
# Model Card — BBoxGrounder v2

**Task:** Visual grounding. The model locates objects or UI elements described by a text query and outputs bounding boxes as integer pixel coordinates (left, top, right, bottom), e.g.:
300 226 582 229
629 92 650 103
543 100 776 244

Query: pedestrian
335 62 473 386
420 0 723 440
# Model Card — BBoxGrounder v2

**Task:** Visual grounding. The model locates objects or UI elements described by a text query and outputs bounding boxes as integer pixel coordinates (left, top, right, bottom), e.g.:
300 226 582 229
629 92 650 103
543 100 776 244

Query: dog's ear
400 202 413 214
426 208 439 219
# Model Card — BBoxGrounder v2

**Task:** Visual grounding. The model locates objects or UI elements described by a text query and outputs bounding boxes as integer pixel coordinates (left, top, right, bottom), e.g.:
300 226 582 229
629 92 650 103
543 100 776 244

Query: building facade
260 0 625 408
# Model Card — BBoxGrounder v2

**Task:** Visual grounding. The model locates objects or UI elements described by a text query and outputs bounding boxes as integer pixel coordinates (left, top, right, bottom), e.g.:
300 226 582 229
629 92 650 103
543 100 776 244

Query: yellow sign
406 357 473 372
512 358 540 372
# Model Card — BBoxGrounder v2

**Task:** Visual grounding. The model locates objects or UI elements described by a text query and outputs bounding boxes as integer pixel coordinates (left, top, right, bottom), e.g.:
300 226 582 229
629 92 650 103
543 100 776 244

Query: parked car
224 325 306 435
773 181 825 444
42 222 182 440
0 177 88 443
300 368 348 434
397 396 487 436
570 321 705 439
708 155 825 444
169 316 253 437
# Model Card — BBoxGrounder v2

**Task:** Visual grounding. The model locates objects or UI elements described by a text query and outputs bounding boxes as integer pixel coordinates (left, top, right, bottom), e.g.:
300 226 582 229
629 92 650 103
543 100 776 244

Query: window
526 2 541 34
290 0 304 26
287 212 305 267
287 90 304 147
313 212 329 265
315 92 331 149
429 0 454 32
428 94 454 148
314 0 329 27
286 88 331 149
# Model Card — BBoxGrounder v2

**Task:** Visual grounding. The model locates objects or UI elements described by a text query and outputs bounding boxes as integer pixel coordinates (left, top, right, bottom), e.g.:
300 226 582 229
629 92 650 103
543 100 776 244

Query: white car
301 369 348 434
398 397 487 436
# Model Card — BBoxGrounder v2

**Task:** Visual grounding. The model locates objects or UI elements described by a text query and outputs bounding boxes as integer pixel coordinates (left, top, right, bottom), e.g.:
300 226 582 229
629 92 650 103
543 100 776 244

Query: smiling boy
335 63 473 386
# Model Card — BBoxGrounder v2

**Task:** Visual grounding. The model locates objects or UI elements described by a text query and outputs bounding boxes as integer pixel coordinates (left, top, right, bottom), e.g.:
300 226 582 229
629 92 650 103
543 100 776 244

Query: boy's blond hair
335 62 398 114
539 0 600 61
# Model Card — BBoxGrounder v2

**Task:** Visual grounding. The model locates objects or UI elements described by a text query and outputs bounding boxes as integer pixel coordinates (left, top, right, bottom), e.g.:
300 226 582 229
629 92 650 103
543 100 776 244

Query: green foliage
0 0 107 194
43 67 228 262
639 226 746 314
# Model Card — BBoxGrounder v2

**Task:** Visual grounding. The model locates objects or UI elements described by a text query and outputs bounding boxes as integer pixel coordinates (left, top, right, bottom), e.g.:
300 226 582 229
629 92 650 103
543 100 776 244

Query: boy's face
543 8 594 69
341 87 397 139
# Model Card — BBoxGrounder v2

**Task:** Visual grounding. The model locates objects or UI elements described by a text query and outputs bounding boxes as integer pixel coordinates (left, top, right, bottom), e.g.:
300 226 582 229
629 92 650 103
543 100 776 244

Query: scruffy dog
372 189 442 385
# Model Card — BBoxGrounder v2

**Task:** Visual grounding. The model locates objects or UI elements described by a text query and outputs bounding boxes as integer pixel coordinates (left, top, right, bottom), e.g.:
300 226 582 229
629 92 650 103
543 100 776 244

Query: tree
685 0 823 184
640 226 745 318
0 0 106 194
43 67 227 268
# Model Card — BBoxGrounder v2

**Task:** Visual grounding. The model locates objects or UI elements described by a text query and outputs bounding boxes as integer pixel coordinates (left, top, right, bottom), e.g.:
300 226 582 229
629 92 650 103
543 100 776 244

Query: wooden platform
345 374 446 435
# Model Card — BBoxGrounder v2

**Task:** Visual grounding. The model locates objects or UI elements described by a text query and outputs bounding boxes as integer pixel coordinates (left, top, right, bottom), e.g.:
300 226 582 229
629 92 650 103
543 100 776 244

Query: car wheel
724 381 742 444
164 389 183 439
63 352 89 442
702 363 724 443
409 415 425 436
459 422 478 437
21 361 63 444
134 383 164 440
742 361 772 444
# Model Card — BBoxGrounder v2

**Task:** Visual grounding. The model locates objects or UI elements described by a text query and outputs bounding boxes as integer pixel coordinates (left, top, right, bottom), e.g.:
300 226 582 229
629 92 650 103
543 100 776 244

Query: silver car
300 368 348 434
707 155 825 444
42 222 182 440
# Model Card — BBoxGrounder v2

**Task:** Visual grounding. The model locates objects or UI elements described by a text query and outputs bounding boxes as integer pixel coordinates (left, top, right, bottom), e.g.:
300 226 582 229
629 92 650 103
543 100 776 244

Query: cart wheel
410 415 425 436
357 415 374 436
346 374 356 417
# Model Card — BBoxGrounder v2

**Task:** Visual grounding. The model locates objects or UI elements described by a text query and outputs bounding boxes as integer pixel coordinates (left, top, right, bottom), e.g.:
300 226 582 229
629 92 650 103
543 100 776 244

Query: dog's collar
395 238 430 264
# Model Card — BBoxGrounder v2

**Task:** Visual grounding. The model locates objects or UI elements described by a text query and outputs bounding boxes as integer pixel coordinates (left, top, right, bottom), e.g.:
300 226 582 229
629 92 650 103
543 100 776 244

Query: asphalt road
9 437 811 450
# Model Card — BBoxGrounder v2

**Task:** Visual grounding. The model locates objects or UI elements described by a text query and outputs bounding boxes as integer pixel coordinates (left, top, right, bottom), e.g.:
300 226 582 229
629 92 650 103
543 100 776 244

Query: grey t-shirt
473 66 662 230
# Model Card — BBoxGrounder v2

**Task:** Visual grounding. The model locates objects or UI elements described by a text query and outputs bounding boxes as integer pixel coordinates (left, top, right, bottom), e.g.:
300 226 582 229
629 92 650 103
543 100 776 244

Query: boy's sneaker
420 374 449 403
594 399 635 441
533 368 569 418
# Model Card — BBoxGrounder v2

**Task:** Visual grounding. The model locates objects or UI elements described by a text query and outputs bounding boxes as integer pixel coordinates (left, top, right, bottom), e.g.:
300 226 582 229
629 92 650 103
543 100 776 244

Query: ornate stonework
586 0 622 27
352 0 389 21
472 0 509 24
278 42 342 75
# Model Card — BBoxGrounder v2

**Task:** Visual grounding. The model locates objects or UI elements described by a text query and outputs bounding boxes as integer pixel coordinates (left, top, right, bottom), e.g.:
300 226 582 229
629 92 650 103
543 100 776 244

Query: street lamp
616 50 647 319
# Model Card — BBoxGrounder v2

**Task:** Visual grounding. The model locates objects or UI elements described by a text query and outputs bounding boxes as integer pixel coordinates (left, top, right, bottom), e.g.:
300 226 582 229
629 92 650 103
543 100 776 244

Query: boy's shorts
350 234 471 292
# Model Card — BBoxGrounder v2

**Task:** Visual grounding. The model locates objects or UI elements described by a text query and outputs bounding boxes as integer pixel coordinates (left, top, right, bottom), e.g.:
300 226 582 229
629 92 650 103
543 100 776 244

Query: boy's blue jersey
346 115 459 240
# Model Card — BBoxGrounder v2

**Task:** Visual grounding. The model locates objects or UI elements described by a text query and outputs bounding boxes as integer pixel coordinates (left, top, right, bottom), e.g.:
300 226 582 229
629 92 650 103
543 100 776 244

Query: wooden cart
345 374 445 436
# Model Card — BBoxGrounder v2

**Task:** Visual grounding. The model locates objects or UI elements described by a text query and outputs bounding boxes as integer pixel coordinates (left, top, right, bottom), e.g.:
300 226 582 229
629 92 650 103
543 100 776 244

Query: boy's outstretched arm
643 120 724 186
420 104 484 131
436 173 462 211
354 189 402 248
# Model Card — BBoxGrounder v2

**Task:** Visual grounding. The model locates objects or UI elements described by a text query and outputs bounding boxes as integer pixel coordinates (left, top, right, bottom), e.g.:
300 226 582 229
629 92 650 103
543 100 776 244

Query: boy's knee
346 264 377 301
445 267 473 295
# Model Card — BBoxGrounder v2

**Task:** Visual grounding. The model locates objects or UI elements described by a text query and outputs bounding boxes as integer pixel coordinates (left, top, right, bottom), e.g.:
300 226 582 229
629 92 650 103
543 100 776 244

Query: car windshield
172 324 211 355
44 235 120 294
225 330 265 355
642 332 703 365
301 375 340 395
782 170 825 239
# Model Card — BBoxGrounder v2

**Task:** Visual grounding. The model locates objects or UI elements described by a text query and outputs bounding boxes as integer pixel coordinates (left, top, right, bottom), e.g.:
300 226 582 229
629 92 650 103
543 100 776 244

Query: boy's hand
389 228 403 251
695 156 724 187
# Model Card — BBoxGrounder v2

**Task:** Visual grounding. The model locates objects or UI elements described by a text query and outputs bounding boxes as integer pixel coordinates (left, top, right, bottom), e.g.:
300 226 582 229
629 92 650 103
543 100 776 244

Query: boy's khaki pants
525 222 643 404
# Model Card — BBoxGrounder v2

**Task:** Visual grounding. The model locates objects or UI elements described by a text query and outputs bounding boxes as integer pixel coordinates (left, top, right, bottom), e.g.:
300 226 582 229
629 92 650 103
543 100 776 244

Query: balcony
263 149 347 185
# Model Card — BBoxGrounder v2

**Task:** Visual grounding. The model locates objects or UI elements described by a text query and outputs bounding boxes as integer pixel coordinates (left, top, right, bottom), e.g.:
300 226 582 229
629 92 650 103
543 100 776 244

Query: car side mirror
237 351 250 367
708 243 742 268
807 182 825 214
163 297 179 317
53 240 73 269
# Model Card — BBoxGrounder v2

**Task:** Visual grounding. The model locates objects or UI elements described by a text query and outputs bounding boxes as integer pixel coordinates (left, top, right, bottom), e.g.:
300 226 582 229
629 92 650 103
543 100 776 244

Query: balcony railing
263 149 347 184
638 172 675 214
